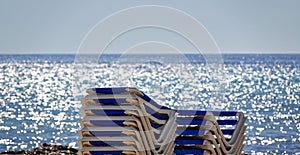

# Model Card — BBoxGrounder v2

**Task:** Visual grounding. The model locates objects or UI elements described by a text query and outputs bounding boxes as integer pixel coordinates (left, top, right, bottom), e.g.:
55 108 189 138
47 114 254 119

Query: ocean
0 54 299 154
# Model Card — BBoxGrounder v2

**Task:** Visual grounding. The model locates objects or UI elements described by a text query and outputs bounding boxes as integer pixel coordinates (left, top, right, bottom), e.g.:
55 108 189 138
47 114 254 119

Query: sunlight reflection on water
0 54 299 154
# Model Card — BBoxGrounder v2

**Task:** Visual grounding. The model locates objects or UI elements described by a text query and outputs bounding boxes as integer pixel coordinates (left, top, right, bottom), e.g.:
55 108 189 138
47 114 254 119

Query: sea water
0 54 299 154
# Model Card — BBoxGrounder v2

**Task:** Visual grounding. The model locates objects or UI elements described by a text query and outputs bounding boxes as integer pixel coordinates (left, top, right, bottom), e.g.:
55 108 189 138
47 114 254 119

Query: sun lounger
80 99 177 154
86 88 246 146
78 87 247 154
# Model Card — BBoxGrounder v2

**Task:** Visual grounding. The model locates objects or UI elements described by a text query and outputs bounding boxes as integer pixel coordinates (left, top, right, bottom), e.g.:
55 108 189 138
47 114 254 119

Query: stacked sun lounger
78 87 247 155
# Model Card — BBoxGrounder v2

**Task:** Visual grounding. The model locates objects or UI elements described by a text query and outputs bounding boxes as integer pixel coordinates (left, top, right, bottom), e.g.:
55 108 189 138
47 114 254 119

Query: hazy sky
0 0 300 54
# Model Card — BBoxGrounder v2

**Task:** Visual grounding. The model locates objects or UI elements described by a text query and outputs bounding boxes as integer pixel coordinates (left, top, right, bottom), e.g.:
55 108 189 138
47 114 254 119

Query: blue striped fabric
175 138 205 145
174 148 205 154
90 110 126 116
89 131 123 137
89 141 124 146
90 151 123 155
93 98 127 105
89 120 125 126
92 87 130 94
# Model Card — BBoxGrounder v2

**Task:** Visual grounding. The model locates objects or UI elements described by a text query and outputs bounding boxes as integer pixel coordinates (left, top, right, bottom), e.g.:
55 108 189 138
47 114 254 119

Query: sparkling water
0 54 299 154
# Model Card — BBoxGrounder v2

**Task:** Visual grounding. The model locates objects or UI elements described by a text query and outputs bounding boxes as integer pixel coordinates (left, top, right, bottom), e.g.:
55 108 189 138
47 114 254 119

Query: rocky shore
0 143 78 155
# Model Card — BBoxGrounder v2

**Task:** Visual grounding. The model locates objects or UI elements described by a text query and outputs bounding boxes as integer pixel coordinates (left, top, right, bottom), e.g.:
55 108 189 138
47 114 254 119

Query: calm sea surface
0 54 299 154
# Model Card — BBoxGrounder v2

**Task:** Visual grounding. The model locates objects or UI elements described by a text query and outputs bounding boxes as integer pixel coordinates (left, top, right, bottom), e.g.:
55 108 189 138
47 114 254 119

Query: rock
0 143 78 155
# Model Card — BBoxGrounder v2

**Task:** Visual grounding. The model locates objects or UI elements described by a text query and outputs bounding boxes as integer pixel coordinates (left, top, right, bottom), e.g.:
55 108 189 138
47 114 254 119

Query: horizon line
0 51 300 55
1 53 300 55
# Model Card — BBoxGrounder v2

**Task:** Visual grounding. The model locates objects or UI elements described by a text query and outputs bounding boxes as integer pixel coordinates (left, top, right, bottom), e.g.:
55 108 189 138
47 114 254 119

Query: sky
0 0 300 54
